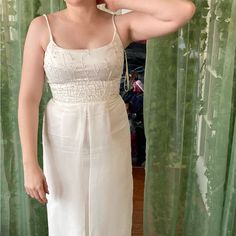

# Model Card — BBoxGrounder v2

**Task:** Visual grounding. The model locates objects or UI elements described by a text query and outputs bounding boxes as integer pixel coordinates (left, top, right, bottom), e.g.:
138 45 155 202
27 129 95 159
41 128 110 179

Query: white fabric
42 13 133 236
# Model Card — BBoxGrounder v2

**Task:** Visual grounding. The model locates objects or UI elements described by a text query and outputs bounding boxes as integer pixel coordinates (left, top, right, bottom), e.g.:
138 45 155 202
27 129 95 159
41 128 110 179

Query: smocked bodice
42 13 129 103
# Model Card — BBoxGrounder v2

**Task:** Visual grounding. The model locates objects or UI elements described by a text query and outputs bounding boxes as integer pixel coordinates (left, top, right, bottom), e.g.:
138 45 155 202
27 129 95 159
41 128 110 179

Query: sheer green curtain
143 0 236 235
1 1 65 235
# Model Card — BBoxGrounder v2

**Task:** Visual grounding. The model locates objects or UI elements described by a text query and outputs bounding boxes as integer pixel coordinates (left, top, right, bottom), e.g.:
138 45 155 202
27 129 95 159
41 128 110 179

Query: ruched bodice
43 13 129 103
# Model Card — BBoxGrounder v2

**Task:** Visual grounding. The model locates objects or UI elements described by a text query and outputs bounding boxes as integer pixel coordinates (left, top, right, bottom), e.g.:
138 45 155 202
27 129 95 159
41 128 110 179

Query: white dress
42 13 133 236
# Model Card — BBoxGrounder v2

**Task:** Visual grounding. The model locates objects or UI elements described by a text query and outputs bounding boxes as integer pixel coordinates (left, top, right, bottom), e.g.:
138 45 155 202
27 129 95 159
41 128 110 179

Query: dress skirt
42 95 133 236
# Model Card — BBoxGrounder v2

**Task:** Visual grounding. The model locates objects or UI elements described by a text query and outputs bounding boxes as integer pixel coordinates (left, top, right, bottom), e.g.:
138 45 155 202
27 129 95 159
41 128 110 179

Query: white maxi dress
42 13 133 236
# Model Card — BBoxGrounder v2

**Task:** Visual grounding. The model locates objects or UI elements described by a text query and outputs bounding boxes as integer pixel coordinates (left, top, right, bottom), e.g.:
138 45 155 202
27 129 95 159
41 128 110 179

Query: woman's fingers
26 185 48 204
43 178 49 194
32 187 47 204
23 164 49 204
32 189 44 204
37 187 48 204
27 188 34 198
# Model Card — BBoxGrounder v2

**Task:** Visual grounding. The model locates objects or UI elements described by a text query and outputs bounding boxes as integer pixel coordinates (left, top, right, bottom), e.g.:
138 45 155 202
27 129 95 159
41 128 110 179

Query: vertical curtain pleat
221 116 236 236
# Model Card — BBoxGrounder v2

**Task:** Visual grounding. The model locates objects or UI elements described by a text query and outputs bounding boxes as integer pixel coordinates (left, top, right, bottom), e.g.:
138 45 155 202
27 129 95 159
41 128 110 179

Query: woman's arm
114 0 195 22
106 0 196 46
18 16 49 204
18 16 45 167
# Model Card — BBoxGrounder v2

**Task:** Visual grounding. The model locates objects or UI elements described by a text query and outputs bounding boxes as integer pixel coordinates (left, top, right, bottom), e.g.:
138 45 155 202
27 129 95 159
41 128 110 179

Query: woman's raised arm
106 0 196 45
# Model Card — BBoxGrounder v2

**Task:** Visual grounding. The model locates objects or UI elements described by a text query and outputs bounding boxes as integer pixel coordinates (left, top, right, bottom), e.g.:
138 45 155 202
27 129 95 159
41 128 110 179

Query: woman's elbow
173 2 196 28
181 2 196 24
187 2 196 19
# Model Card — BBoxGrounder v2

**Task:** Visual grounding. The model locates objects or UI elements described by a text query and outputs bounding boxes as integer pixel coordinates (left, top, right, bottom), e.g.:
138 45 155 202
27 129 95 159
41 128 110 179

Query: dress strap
111 14 129 91
43 14 53 41
124 50 130 92
111 14 117 42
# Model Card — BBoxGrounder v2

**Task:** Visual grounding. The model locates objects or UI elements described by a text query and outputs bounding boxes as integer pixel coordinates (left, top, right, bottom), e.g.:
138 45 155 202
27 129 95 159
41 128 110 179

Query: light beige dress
42 13 133 236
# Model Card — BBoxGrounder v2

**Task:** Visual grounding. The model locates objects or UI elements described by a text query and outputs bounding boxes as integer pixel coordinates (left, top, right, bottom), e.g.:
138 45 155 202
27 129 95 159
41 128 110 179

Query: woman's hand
23 162 49 204
97 0 119 12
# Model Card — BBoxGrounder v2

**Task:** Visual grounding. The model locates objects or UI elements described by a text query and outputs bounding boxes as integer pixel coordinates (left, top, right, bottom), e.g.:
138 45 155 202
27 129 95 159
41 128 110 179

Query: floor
132 167 145 236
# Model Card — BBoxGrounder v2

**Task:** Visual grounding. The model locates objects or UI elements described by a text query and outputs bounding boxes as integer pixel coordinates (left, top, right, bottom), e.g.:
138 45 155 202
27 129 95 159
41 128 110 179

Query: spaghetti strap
112 14 117 33
111 14 117 42
124 50 130 92
43 14 53 41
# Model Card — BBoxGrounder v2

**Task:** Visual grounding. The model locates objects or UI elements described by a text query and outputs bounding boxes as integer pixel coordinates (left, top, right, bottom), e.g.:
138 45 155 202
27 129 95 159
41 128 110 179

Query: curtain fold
221 116 236 236
143 0 236 235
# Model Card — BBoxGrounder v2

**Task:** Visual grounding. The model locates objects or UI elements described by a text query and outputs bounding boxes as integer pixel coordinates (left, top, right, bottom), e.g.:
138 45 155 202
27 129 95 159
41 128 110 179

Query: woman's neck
63 1 100 24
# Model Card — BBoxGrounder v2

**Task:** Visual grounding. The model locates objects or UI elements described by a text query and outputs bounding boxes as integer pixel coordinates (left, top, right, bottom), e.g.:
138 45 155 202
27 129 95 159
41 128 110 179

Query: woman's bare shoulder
26 15 47 44
28 12 60 33
26 15 49 51
24 11 64 51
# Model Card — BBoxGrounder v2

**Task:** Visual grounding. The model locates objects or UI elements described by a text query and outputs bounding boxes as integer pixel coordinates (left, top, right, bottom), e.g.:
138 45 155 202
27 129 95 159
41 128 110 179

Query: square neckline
43 13 122 53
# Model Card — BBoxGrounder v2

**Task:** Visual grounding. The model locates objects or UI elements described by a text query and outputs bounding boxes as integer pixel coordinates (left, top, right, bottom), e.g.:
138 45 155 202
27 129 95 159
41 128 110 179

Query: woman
18 0 196 235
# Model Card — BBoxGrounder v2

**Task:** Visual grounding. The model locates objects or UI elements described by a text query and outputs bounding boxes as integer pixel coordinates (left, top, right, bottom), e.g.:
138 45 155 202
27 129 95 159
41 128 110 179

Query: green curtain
143 0 236 235
1 0 236 236
1 1 65 235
